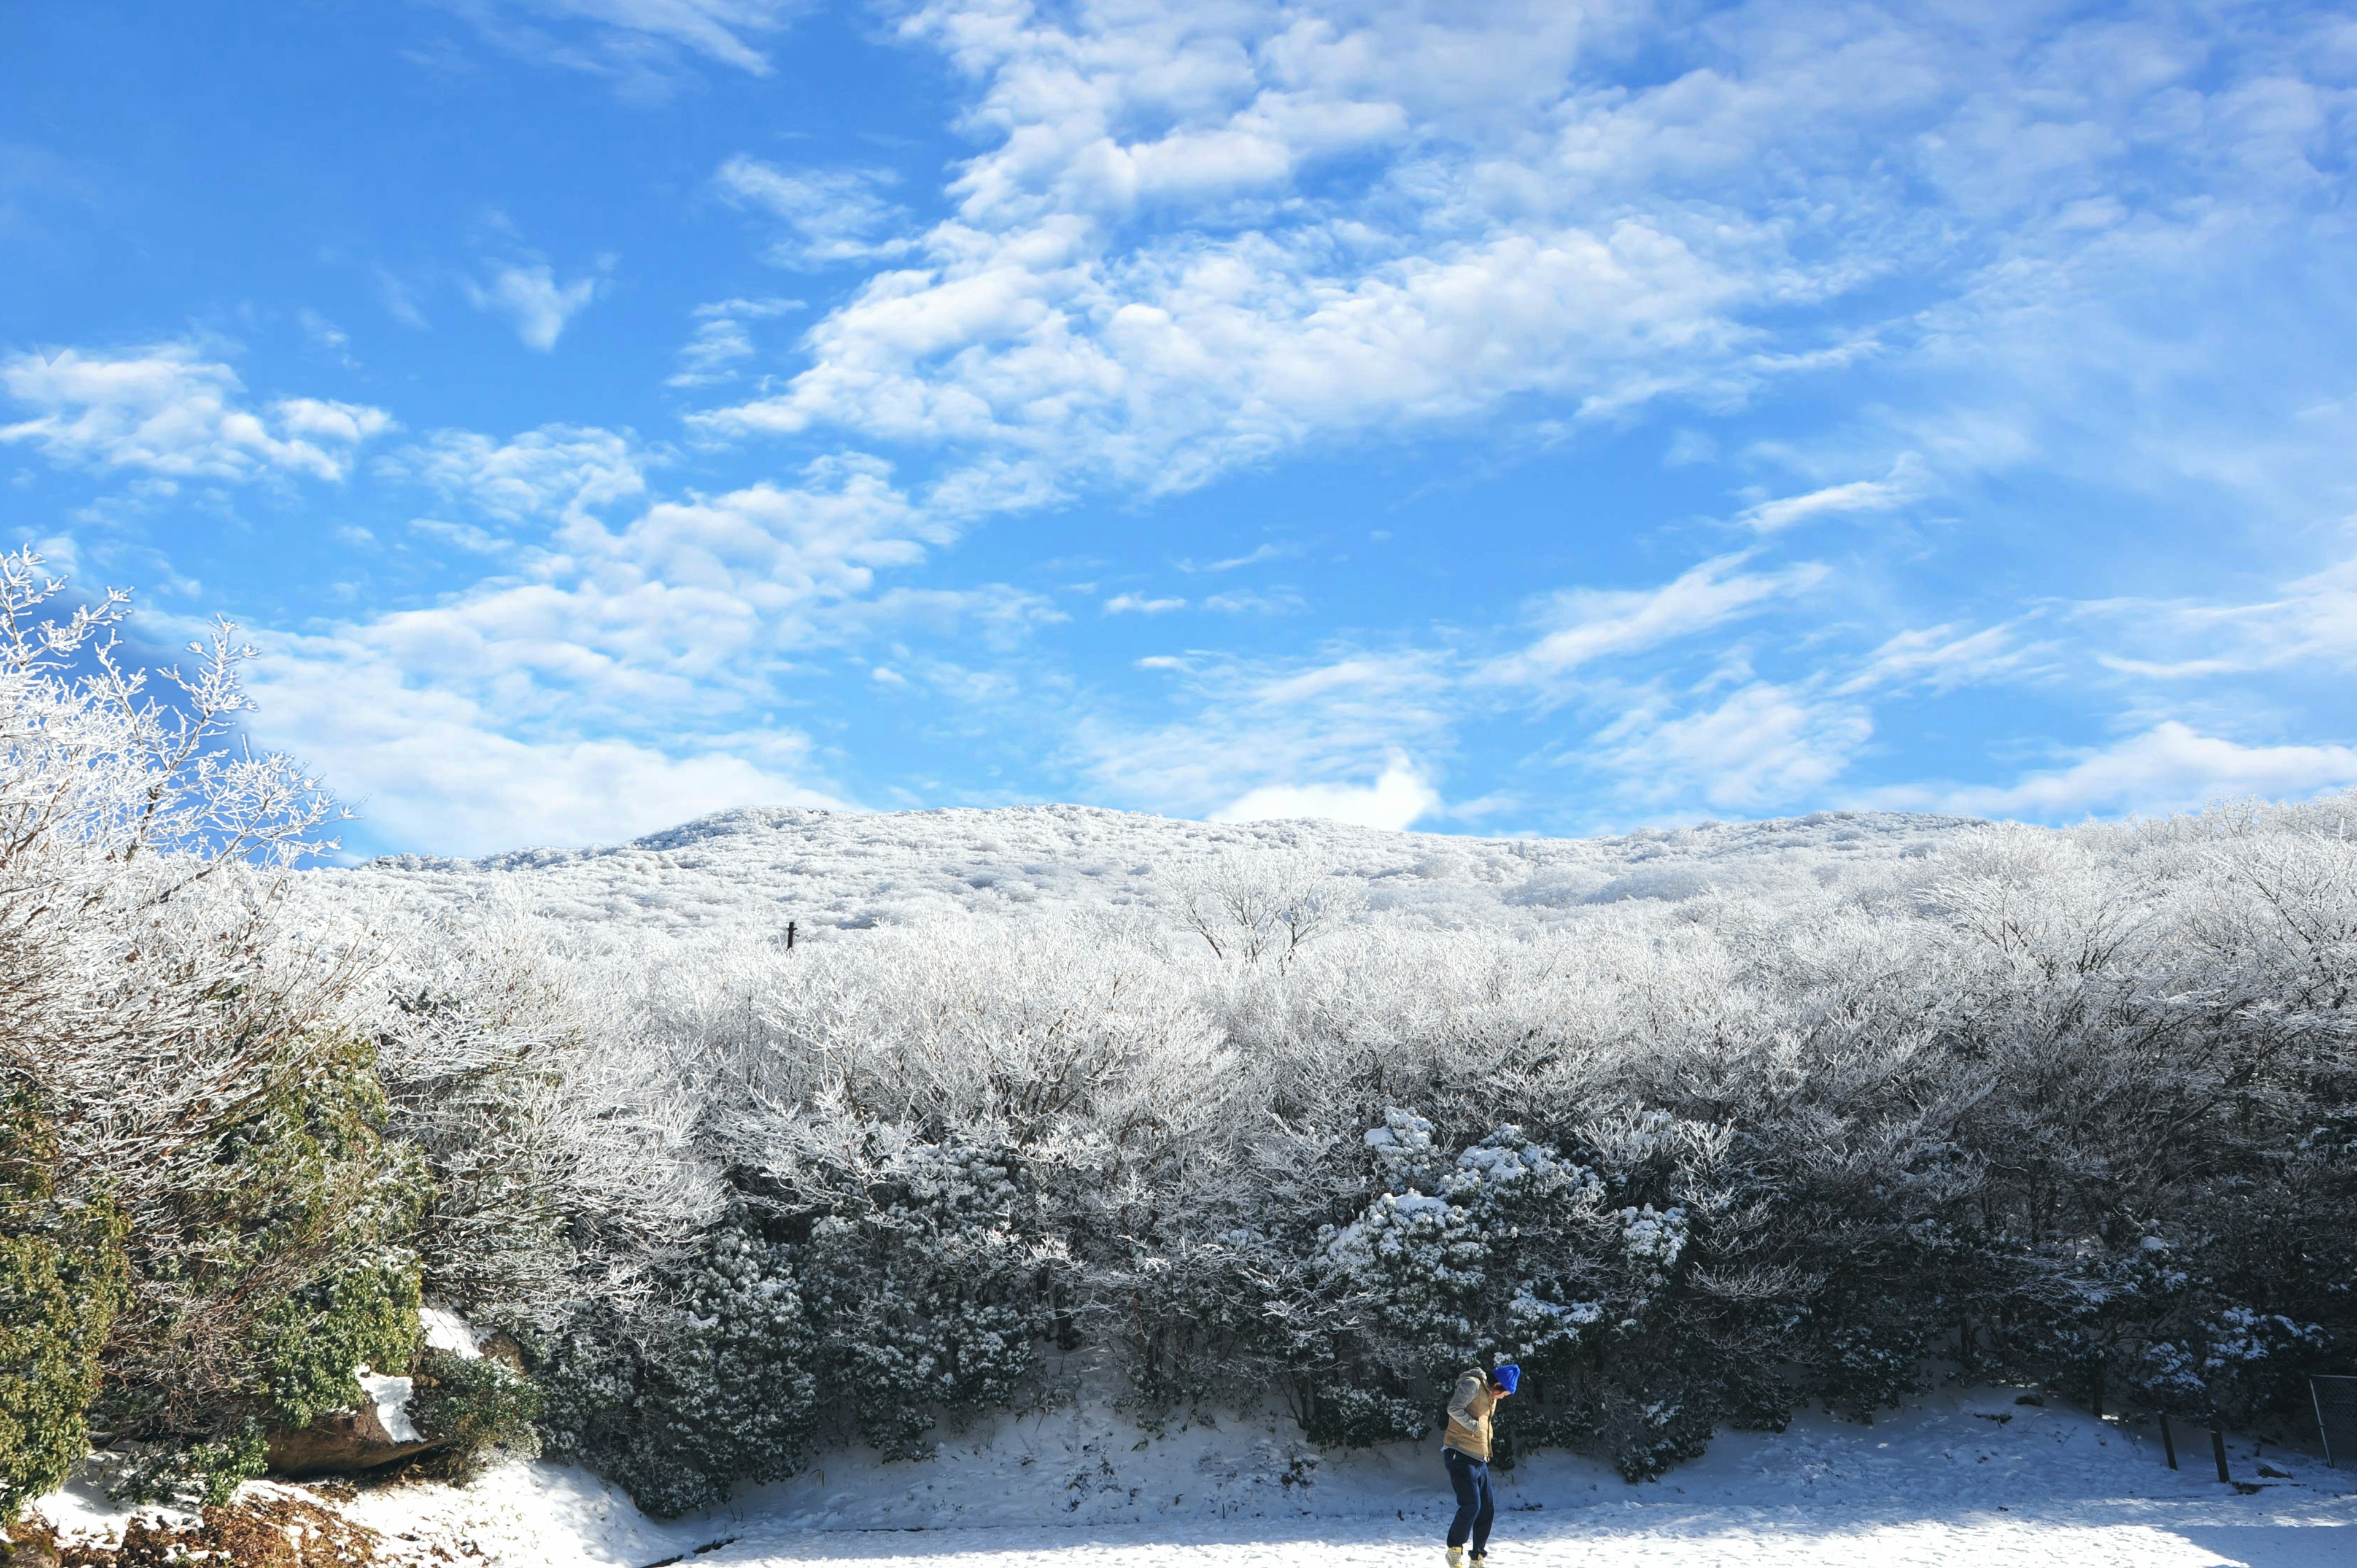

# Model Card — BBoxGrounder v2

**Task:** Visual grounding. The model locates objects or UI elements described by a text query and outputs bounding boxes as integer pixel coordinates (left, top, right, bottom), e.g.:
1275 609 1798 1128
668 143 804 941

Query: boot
1445 1549 1465 1568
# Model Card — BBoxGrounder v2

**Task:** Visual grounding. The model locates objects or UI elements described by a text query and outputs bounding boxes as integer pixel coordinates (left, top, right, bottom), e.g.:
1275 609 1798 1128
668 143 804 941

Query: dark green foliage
0 1092 126 1519
1296 1377 1430 1449
255 1255 425 1432
538 1135 1060 1518
412 1349 542 1482
538 1219 822 1518
1816 1322 1930 1421
107 1420 271 1508
97 1032 429 1472
797 1140 1052 1460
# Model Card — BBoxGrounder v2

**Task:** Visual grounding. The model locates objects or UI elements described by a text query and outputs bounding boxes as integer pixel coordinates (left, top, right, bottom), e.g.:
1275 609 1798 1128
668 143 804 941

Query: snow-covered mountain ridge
317 803 1987 940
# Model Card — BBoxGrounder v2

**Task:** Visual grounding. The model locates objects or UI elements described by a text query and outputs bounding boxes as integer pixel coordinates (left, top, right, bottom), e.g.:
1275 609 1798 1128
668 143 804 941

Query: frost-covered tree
0 551 425 1507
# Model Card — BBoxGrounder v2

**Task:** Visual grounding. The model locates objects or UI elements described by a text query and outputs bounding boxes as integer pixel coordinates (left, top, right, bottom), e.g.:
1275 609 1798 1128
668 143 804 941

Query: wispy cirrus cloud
1865 723 2357 821
2085 556 2357 679
1082 646 1455 827
1591 681 1876 812
431 0 807 95
1480 554 1829 689
1104 592 1184 614
1738 455 1927 533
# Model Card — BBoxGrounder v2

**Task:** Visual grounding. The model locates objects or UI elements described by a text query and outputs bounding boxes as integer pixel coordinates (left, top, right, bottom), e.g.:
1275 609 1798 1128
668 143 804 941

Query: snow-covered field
44 1391 2336 1568
316 801 1980 941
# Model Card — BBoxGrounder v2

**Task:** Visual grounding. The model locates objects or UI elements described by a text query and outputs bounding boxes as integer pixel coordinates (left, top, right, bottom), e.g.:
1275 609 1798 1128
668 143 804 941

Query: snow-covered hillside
315 804 1984 939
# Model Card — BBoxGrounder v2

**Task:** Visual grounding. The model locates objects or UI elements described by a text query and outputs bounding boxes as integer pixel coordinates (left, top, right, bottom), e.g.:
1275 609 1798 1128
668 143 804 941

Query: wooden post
2210 1424 2231 1483
787 920 797 951
2159 1413 2177 1469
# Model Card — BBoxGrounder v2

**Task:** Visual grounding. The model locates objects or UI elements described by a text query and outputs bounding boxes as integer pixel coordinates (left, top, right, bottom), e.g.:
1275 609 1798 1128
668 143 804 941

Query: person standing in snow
1441 1362 1518 1567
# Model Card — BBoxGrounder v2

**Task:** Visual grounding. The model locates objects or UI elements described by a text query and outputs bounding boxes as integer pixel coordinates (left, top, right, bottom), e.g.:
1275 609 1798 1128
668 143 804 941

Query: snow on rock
356 1367 422 1444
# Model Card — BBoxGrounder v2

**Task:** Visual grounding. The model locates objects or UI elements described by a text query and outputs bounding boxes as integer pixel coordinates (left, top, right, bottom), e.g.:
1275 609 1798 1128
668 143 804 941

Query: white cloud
0 344 392 482
1840 620 2040 695
1867 722 2357 821
668 1 2357 549
465 263 601 350
1738 455 1925 532
247 633 838 854
2088 555 2357 678
1482 554 1828 687
1184 542 1293 572
1594 681 1875 810
687 3 1802 487
236 452 969 849
1104 593 1184 614
381 423 649 528
1082 647 1452 822
343 461 935 717
1215 757 1439 831
714 157 912 269
1202 589 1304 614
436 0 803 87
668 296 801 387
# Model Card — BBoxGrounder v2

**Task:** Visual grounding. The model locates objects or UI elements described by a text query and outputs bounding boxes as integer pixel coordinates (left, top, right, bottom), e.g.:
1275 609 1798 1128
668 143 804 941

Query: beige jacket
1441 1368 1496 1461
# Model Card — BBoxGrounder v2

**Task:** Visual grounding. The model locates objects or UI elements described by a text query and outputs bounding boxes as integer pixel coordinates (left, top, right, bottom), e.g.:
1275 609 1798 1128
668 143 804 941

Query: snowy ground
82 1389 2330 1568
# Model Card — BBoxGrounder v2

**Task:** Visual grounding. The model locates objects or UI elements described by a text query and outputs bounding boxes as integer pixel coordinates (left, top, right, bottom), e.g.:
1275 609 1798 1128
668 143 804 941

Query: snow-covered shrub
365 897 724 1329
452 789 2357 1493
538 1129 1063 1515
1304 1106 1782 1478
536 1215 819 1518
795 1135 1058 1460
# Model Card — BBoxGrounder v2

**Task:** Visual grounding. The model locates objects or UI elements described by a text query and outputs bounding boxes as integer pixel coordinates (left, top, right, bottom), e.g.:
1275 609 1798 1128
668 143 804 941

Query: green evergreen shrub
412 1348 542 1481
0 1092 126 1519
538 1218 821 1518
97 1032 430 1483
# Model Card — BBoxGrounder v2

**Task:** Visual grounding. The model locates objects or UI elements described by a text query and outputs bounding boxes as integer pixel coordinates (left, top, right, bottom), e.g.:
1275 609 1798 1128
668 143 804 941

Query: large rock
265 1403 437 1478
266 1370 436 1478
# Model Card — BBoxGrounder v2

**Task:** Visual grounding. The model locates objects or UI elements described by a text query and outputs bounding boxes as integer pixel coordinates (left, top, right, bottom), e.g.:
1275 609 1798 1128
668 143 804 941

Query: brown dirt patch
56 1495 390 1567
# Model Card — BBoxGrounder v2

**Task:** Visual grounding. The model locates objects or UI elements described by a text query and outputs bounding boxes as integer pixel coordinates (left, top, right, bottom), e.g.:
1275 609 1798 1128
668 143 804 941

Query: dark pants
1444 1447 1494 1554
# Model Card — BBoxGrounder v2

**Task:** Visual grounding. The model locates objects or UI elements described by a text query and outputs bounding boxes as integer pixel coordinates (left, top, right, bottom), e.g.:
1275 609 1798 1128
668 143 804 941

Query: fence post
787 920 797 951
2210 1424 2231 1484
2158 1413 2177 1470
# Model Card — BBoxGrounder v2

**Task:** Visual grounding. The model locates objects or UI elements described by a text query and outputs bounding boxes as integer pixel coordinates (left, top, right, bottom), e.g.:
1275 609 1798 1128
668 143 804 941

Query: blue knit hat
1490 1363 1522 1394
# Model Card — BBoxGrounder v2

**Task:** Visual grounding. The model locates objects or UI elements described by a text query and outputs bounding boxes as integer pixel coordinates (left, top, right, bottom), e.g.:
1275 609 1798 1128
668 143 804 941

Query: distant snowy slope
309 805 1987 941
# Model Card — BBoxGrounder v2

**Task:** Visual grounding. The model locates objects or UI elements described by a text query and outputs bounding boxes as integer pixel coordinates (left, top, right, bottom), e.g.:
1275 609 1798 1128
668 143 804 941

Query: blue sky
6 1 2355 856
